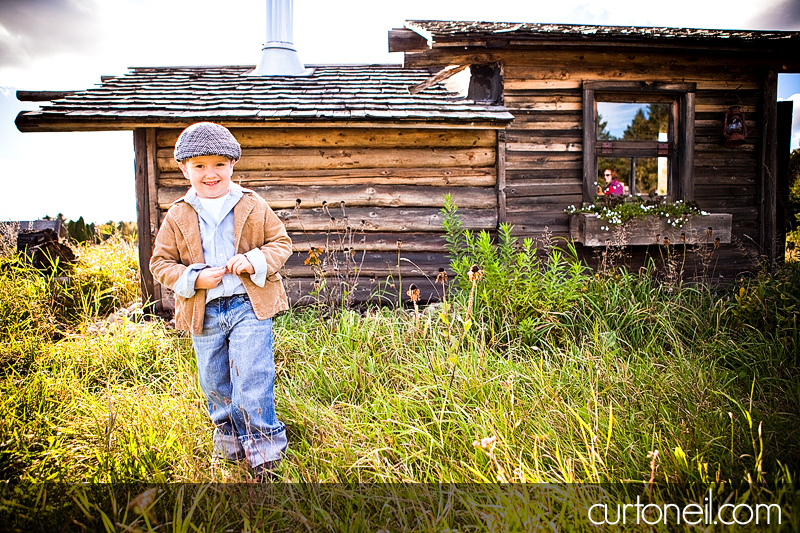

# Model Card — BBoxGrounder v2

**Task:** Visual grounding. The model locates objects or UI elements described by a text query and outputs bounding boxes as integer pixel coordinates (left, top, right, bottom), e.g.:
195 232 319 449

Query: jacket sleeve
149 213 192 290
257 203 293 277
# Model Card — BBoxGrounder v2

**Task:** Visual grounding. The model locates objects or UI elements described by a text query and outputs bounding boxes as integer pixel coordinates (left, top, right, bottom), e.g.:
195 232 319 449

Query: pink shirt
605 179 624 196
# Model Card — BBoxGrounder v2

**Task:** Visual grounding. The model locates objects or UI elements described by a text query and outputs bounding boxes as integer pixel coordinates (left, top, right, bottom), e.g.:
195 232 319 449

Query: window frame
582 81 696 204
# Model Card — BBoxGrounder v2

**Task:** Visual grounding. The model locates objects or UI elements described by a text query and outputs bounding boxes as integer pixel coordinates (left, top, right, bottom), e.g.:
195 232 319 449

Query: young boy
149 122 292 480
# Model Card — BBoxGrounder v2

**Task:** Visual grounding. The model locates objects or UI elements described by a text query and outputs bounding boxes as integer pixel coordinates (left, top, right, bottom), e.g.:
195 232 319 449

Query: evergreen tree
623 104 669 194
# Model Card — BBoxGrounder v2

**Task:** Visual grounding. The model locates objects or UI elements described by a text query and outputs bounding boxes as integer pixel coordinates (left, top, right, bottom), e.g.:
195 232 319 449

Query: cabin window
582 82 695 203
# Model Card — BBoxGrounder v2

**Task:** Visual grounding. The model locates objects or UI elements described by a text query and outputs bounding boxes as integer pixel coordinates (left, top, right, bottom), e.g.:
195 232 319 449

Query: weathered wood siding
153 126 499 305
493 49 766 278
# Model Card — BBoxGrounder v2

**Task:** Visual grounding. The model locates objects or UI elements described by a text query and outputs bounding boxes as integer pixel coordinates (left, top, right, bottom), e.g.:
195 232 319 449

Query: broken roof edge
402 19 800 47
124 63 406 71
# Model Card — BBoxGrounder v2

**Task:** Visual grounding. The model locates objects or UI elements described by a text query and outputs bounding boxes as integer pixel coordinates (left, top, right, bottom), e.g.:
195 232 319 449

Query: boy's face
178 155 236 198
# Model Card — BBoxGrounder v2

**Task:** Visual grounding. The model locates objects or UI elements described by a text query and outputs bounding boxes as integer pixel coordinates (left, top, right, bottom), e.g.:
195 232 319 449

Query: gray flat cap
174 122 242 162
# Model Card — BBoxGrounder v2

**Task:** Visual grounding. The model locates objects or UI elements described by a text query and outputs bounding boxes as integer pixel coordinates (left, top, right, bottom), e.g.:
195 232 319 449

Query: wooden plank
504 102 582 111
506 169 582 181
156 127 497 149
505 181 583 197
497 130 507 225
17 119 510 134
506 123 582 133
695 184 757 196
289 232 447 252
506 142 582 153
388 29 430 53
505 77 760 92
272 206 497 232
157 147 496 172
404 47 791 70
507 134 583 146
410 64 470 94
509 111 582 121
158 167 497 187
696 143 756 152
283 251 451 277
759 70 778 268
16 90 77 101
284 276 447 307
157 184 497 210
505 159 584 171
501 51 769 71
696 104 757 113
507 194 583 207
696 195 758 209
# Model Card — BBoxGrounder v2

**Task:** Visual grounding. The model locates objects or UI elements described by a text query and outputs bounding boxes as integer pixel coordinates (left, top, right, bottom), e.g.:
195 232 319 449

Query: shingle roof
405 20 800 46
16 64 513 131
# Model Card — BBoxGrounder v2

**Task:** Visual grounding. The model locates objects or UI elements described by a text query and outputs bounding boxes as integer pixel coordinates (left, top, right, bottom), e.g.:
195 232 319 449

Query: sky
1 0 799 223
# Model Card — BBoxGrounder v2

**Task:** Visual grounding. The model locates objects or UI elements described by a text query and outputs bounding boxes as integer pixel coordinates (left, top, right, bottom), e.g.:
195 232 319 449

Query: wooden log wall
153 126 499 307
493 49 766 280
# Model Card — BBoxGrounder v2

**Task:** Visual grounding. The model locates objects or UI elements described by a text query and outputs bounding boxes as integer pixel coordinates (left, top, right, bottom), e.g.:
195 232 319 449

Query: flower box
569 213 733 247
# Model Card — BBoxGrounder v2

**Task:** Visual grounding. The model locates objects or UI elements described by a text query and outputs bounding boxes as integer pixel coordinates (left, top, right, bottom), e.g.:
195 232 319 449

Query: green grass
0 234 798 531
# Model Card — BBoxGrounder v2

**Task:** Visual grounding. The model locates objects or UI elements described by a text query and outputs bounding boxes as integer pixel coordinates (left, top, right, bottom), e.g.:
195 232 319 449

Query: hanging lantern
723 105 747 147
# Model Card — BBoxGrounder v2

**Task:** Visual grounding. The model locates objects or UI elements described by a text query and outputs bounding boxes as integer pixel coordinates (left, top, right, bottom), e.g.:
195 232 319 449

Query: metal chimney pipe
254 0 305 76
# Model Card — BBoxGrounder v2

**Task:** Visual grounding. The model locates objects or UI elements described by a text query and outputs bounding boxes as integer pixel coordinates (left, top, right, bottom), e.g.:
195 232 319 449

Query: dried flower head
663 237 670 246
468 264 484 283
304 247 322 266
406 283 420 303
714 237 720 249
706 227 713 238
680 232 686 243
435 267 448 285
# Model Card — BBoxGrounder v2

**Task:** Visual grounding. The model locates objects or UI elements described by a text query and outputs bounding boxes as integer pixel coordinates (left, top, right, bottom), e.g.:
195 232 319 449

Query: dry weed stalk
406 283 420 328
465 264 484 321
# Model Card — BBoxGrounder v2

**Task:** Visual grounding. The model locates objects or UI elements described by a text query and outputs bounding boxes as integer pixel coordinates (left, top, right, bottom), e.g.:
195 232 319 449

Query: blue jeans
192 294 287 467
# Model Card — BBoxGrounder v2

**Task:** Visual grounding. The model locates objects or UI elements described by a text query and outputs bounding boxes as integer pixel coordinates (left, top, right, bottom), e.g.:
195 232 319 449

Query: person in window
601 168 624 196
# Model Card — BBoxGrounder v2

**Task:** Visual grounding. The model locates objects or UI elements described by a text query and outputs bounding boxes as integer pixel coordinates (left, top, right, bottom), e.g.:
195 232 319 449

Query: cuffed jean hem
212 425 288 467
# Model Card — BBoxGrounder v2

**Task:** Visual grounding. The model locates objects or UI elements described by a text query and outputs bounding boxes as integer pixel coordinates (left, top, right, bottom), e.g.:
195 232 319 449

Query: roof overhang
390 20 800 71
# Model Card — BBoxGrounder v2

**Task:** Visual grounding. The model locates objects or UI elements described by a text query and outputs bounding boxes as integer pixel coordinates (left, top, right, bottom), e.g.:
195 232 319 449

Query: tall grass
0 224 798 531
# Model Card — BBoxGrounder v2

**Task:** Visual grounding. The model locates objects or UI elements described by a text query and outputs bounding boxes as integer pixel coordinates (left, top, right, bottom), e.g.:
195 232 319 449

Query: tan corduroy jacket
149 188 292 334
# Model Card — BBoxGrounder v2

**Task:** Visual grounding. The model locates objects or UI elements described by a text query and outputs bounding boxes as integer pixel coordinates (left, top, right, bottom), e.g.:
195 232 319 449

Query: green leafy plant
443 194 589 346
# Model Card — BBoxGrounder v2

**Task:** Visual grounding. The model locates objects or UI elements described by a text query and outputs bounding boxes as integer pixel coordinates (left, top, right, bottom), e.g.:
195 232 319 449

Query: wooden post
776 100 793 263
496 129 507 226
582 84 596 204
133 129 154 306
145 128 162 310
759 70 778 270
680 89 696 201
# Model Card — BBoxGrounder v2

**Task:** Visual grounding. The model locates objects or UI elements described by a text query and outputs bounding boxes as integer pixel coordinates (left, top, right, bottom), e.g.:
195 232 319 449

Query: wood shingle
16 64 513 131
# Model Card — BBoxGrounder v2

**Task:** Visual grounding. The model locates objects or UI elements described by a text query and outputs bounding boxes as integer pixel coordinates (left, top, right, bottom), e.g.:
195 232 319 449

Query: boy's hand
226 254 255 275
195 266 226 289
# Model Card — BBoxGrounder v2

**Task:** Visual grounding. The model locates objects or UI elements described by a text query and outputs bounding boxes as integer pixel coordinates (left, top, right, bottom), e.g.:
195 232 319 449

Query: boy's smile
178 155 236 198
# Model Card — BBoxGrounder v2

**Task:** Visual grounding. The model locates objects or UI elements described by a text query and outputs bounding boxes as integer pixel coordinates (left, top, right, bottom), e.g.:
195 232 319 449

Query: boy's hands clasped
194 254 255 289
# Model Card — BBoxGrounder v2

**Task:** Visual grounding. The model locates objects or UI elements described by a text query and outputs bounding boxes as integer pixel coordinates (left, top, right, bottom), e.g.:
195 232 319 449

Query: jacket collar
169 183 257 258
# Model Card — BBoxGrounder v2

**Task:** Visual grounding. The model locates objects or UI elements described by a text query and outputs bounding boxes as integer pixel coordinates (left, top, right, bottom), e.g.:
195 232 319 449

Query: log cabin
15 17 800 314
